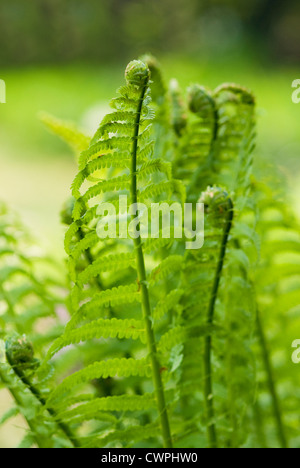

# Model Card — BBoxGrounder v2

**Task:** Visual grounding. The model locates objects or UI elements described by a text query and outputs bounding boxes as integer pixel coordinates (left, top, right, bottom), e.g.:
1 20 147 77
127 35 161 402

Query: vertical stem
256 308 288 448
78 227 106 292
130 81 173 448
204 202 233 448
0 366 50 448
6 355 80 448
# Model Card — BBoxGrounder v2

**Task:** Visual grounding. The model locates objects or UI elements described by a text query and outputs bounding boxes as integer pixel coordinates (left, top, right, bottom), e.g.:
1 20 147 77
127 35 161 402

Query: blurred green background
0 0 300 446
0 0 300 249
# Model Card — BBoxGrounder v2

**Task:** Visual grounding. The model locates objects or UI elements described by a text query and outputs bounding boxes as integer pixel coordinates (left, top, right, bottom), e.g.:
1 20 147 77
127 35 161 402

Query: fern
0 203 65 346
0 55 298 449
168 81 258 448
251 178 300 448
0 335 79 448
40 59 190 448
40 112 91 155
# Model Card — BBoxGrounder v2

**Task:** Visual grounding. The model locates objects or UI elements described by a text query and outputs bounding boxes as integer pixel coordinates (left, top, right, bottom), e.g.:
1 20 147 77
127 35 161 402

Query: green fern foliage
40 112 91 155
41 59 188 448
0 203 64 347
170 82 258 447
0 56 298 449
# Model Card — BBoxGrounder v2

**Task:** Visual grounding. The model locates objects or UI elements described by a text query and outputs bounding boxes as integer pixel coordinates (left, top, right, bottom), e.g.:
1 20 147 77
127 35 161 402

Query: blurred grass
0 54 299 255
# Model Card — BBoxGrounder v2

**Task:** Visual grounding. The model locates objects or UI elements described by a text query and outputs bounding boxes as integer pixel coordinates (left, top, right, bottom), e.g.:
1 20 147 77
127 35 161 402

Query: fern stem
0 366 50 448
78 227 106 292
130 80 173 449
203 200 233 448
6 354 80 448
256 308 288 448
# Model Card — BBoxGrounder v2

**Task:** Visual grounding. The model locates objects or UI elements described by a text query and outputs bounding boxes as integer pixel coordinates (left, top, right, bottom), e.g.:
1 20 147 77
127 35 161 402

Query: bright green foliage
0 203 64 347
0 57 298 449
40 112 91 155
40 59 186 448
252 181 300 448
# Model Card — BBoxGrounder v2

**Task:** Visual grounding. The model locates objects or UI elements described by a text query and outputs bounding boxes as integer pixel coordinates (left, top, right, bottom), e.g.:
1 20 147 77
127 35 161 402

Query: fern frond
69 283 141 325
149 256 183 285
47 318 146 360
40 112 91 154
153 289 184 321
158 326 187 354
48 358 151 406
83 423 158 448
76 252 136 287
57 393 156 422
43 59 187 448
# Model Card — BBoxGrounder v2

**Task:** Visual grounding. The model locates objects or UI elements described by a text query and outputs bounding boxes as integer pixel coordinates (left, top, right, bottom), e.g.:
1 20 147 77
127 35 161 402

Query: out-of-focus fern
0 203 65 348
0 204 75 447
40 112 91 155
252 177 300 448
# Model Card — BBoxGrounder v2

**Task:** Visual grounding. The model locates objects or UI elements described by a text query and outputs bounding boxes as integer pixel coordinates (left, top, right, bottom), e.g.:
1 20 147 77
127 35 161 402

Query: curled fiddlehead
1 334 79 448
